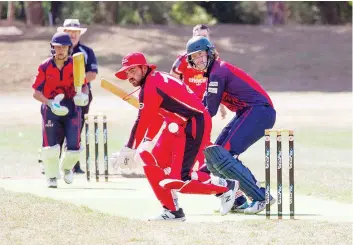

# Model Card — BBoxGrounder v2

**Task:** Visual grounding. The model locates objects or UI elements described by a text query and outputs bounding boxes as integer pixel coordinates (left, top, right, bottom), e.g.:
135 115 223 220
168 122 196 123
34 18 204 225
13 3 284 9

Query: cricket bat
73 52 85 94
100 78 140 108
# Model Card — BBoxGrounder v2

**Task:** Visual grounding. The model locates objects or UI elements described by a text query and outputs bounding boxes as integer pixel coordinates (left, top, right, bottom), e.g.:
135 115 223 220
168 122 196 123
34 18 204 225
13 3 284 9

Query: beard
129 78 141 87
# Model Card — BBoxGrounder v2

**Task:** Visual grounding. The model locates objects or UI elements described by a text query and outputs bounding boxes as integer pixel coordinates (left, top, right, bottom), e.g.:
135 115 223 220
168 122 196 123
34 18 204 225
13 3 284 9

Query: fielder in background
32 32 89 188
114 52 239 221
57 19 98 174
186 36 277 214
170 24 227 119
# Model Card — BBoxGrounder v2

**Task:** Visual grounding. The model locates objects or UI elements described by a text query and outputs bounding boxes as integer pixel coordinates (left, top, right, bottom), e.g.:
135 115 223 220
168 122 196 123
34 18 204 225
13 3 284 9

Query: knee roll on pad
204 145 265 201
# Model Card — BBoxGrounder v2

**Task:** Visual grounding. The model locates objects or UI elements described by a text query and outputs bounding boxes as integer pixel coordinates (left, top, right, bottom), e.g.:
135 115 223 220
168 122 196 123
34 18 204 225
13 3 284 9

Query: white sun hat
57 19 87 35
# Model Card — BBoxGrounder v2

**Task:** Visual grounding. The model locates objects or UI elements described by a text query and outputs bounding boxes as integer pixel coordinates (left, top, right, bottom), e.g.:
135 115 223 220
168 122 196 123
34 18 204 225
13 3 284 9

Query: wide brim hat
57 19 87 35
115 52 156 80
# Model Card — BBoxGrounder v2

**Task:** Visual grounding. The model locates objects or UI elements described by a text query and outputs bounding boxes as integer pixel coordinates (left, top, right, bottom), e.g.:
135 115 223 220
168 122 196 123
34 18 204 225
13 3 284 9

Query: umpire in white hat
58 19 98 174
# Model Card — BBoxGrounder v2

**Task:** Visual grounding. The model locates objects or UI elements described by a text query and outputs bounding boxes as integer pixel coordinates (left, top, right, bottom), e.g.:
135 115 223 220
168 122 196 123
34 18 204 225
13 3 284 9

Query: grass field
0 24 351 245
0 187 352 245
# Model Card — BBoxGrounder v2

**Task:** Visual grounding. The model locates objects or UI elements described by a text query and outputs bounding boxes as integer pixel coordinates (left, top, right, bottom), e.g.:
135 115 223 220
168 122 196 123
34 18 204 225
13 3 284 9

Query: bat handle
75 86 82 95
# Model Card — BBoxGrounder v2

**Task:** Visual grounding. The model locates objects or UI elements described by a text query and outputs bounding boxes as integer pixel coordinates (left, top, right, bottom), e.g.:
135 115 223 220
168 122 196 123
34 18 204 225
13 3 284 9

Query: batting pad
204 145 265 201
205 160 224 178
41 144 60 178
60 148 82 171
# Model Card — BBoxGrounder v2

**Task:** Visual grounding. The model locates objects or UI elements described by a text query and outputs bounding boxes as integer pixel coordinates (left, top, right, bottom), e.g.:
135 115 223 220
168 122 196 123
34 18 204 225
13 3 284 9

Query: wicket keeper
186 36 277 214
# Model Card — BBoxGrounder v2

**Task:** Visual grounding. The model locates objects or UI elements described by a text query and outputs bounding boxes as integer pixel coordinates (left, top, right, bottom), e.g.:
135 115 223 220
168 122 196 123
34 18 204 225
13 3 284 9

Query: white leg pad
41 144 60 178
60 148 82 171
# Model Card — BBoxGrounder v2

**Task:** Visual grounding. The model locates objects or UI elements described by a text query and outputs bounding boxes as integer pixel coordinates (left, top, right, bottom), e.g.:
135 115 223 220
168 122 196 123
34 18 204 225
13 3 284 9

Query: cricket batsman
186 36 277 214
114 52 239 221
32 32 89 188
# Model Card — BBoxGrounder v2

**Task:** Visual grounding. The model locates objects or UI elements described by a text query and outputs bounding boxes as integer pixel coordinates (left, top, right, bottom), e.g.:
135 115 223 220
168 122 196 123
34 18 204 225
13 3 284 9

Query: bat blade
73 52 85 94
100 78 140 108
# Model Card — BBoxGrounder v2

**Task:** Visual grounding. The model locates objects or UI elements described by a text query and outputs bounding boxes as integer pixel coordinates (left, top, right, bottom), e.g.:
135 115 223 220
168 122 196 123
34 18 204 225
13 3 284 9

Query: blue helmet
50 32 73 56
186 36 215 70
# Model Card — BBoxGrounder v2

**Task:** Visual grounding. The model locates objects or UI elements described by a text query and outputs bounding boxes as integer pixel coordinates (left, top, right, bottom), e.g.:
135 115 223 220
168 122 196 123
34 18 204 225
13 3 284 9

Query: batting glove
48 94 69 116
117 147 137 169
73 93 89 107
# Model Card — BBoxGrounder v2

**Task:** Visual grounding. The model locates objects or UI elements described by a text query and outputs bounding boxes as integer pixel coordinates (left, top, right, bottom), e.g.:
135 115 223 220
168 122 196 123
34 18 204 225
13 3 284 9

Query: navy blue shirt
72 42 98 74
203 60 273 117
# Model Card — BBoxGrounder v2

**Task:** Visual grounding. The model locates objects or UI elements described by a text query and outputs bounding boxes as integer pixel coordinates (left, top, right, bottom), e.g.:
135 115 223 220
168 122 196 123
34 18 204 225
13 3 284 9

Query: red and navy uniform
203 60 276 155
171 53 207 99
32 57 82 151
126 70 211 181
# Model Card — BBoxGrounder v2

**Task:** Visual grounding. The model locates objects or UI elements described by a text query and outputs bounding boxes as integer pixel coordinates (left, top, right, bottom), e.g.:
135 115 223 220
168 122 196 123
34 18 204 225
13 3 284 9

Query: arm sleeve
126 84 162 149
203 74 226 117
86 48 98 73
170 55 186 78
32 65 46 92
145 114 164 141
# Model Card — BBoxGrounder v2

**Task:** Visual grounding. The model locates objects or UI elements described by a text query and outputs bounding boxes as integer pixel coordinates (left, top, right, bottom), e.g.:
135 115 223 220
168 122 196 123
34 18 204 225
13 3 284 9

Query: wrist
47 99 53 107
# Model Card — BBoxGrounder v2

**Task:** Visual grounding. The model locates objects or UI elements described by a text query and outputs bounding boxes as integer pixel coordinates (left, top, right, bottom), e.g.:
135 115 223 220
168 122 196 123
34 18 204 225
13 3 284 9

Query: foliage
1 1 352 26
169 2 216 25
287 1 352 24
60 2 95 24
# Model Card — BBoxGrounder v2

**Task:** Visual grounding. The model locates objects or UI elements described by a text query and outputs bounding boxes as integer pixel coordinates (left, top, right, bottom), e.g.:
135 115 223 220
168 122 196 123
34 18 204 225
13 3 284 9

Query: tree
316 1 352 24
93 1 118 24
105 2 118 24
7 1 15 23
0 2 3 19
50 1 63 25
25 1 44 26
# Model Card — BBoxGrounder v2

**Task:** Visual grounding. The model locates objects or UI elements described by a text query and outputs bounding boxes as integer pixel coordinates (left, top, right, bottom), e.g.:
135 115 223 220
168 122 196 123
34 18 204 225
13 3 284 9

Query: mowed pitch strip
0 177 351 222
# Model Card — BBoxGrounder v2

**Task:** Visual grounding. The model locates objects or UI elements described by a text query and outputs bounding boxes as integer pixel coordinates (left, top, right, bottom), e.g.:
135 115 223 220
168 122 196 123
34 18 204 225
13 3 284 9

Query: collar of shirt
72 42 82 53
50 57 71 69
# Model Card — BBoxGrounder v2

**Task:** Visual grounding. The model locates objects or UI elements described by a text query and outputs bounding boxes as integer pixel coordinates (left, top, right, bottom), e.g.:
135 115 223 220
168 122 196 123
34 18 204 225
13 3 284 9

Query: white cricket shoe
148 208 186 222
47 178 57 188
63 169 74 184
218 180 239 215
244 197 276 215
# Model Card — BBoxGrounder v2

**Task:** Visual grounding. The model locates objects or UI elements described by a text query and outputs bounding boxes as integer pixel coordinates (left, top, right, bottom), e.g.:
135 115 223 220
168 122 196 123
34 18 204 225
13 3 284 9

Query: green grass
1 123 352 203
294 127 352 149
1 187 351 245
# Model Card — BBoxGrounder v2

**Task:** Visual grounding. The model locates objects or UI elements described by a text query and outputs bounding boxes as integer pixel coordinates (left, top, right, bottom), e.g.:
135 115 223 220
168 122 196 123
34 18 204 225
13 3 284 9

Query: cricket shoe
47 178 57 188
217 179 239 215
63 169 74 184
148 207 186 222
244 196 276 215
230 191 249 213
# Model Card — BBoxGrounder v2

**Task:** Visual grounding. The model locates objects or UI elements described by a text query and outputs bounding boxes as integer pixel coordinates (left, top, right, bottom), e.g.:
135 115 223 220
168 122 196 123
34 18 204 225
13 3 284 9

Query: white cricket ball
168 123 179 133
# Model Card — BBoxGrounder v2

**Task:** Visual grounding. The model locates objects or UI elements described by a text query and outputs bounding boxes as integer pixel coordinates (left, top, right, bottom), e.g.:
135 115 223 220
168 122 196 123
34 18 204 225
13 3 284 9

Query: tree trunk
0 2 3 20
106 2 118 24
50 1 63 25
94 2 118 24
7 1 15 23
25 1 44 26
317 2 340 24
